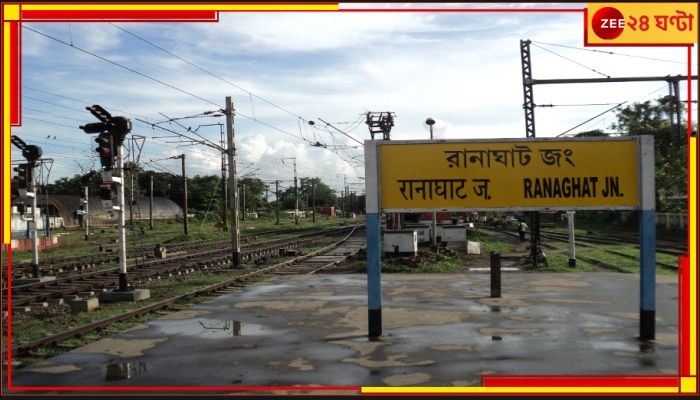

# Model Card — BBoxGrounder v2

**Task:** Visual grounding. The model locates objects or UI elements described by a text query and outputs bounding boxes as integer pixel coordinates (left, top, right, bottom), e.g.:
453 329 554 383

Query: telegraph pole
225 96 241 267
150 175 154 230
294 162 298 224
182 154 188 235
220 123 228 231
283 158 298 224
169 154 188 235
312 178 316 223
275 180 280 224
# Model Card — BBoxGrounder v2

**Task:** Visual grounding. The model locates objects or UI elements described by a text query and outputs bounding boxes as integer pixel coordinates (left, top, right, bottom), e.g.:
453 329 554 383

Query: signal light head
13 163 31 190
99 183 113 200
95 133 115 170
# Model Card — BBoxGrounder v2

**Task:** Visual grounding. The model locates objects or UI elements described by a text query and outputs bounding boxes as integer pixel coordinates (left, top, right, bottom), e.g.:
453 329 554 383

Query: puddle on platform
151 318 274 337
105 361 148 381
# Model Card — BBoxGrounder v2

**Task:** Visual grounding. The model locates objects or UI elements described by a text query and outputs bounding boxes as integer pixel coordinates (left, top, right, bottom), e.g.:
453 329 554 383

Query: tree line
43 171 365 220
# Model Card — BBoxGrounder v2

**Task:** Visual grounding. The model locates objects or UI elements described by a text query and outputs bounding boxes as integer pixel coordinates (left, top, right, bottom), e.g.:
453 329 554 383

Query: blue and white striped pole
638 135 656 340
364 140 382 337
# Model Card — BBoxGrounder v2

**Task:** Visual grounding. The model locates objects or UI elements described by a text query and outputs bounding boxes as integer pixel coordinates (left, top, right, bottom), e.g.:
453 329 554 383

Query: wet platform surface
3 271 679 395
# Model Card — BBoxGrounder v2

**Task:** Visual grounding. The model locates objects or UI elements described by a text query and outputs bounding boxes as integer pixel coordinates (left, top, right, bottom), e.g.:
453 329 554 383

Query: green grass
354 250 467 274
465 229 513 254
516 241 679 275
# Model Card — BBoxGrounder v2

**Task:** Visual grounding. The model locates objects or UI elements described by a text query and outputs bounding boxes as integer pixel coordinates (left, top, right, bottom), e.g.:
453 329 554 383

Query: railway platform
2 267 681 395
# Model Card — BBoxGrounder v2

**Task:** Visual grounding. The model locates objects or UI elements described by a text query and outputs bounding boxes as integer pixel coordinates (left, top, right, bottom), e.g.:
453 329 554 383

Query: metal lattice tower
365 111 395 140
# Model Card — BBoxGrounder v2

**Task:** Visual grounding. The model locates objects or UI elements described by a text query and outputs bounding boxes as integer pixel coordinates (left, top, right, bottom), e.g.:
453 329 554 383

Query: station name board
376 138 641 212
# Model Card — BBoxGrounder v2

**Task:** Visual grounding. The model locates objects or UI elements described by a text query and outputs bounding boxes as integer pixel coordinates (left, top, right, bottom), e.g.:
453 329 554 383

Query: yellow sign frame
373 137 643 212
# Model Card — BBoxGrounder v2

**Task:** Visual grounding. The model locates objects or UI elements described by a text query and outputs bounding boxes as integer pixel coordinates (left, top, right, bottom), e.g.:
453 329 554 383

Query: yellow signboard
377 138 640 211
585 3 697 45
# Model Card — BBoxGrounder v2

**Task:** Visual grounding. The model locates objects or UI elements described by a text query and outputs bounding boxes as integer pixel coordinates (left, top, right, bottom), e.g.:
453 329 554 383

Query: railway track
3 223 353 282
2 224 366 360
3 225 360 310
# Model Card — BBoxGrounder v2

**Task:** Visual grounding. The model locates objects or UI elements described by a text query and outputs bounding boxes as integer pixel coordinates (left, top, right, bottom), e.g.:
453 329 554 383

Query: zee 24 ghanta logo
591 6 694 41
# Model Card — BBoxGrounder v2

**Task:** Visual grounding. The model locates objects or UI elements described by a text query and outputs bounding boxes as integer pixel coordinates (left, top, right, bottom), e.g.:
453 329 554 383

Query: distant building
10 194 183 237
315 206 335 217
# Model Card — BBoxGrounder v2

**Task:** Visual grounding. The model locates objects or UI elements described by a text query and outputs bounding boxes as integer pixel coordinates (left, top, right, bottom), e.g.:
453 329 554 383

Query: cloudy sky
11 2 698 196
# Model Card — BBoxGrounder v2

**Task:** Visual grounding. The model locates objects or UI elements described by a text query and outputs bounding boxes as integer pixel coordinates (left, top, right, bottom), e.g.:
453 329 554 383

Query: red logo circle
592 7 625 40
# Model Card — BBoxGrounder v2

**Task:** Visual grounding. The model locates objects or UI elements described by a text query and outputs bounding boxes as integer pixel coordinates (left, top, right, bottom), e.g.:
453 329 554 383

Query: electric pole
225 96 241 267
275 180 280 225
312 178 316 223
169 154 188 235
283 158 298 224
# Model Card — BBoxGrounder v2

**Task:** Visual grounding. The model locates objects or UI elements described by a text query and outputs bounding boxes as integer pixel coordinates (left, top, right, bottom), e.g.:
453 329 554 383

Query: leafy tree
275 177 340 213
609 96 690 212
574 129 609 137
185 175 222 214
239 176 266 215
278 184 296 211
45 170 101 197
299 177 337 208
47 175 88 196
137 171 175 198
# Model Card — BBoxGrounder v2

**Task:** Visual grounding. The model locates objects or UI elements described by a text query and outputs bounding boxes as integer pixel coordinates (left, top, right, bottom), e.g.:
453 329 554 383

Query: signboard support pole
638 135 656 340
365 141 382 337
367 213 382 337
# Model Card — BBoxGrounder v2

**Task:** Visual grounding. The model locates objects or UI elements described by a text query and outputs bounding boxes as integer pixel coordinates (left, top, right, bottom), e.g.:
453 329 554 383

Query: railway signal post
81 105 149 301
11 136 57 285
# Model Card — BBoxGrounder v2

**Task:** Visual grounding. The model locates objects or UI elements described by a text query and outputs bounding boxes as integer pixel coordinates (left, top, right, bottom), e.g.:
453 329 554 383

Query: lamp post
426 117 435 140
426 118 437 247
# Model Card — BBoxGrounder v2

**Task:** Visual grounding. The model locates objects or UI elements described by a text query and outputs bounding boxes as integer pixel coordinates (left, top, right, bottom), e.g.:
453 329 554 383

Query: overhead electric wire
556 101 627 137
531 40 694 67
531 41 610 78
531 40 694 137
23 25 221 109
107 24 358 148
109 23 307 123
22 24 363 185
